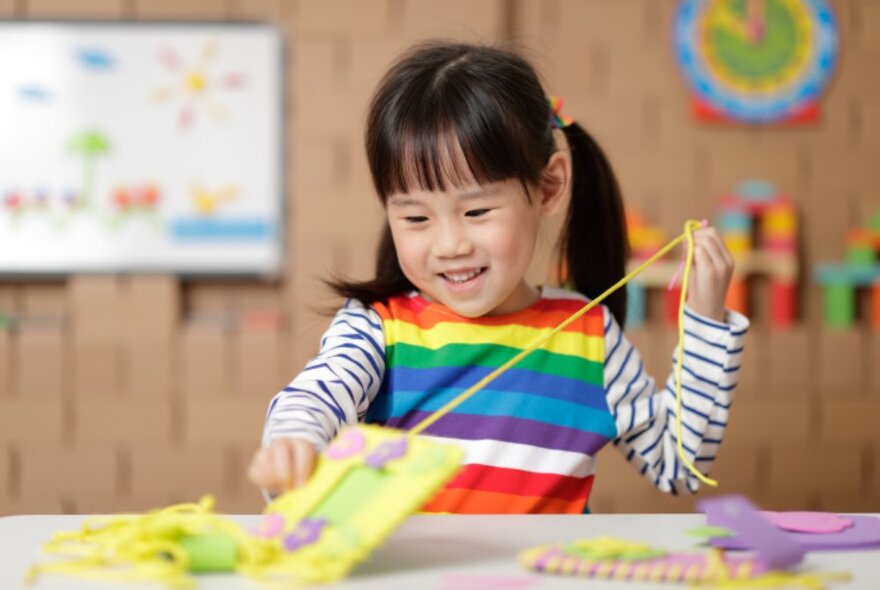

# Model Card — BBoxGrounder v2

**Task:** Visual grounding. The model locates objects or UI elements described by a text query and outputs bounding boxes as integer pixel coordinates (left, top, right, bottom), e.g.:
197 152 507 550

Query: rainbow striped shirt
263 287 749 513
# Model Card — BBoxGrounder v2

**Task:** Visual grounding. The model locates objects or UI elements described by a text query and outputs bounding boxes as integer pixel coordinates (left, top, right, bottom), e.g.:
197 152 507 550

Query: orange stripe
423 487 587 514
374 295 604 333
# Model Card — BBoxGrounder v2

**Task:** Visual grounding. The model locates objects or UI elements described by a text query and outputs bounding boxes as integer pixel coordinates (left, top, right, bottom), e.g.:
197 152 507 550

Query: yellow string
409 219 717 487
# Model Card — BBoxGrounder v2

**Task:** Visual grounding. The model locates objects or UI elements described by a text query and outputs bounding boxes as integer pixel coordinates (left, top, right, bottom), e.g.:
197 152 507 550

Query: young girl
249 42 748 513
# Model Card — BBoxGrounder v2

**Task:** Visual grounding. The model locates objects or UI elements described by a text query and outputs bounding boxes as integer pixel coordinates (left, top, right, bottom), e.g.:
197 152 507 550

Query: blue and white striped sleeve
261 299 386 451
603 305 749 494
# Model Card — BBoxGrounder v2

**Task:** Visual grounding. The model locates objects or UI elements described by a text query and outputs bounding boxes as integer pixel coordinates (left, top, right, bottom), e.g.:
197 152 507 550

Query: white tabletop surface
1 513 879 589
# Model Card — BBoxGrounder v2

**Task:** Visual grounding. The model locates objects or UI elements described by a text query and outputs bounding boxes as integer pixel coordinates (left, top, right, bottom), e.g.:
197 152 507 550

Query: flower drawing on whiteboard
150 39 245 132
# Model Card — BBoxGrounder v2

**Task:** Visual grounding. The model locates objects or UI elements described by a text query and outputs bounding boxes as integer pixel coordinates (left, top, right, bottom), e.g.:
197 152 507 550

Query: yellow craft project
27 424 463 587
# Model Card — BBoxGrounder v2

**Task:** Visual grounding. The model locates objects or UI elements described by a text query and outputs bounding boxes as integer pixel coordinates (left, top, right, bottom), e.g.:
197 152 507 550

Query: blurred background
0 0 878 516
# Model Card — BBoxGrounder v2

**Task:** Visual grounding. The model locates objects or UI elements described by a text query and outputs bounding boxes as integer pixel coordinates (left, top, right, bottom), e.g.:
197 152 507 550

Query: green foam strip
180 533 238 573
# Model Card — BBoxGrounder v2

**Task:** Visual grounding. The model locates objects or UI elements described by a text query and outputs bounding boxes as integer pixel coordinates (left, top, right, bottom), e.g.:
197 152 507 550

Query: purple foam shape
283 518 327 552
365 438 408 469
711 514 880 552
698 495 804 571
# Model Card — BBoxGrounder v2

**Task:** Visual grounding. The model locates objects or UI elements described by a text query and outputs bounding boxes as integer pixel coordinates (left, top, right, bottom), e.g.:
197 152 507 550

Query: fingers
248 438 317 494
292 442 318 487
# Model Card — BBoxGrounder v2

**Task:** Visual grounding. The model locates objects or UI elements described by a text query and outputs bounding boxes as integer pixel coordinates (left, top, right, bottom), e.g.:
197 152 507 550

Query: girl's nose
432 222 474 258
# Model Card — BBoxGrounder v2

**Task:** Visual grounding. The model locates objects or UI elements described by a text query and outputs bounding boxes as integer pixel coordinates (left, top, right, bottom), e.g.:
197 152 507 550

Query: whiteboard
0 22 284 275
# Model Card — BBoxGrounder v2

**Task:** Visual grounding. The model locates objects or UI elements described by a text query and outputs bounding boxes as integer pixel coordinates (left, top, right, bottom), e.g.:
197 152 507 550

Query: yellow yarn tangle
25 496 280 588
410 220 717 487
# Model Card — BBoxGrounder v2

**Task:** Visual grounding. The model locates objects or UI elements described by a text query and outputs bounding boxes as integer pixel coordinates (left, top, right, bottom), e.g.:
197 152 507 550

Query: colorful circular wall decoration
673 0 838 124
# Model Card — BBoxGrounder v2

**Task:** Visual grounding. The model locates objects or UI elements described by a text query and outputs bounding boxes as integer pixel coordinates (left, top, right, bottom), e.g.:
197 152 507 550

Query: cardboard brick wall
0 0 878 516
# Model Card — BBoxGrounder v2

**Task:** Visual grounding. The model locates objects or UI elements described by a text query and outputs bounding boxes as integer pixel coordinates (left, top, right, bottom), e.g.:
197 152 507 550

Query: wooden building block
124 338 175 399
873 284 880 329
818 329 865 392
133 0 228 18
725 279 748 316
23 0 125 18
0 494 66 517
723 400 811 445
767 446 864 496
769 281 797 328
71 343 122 398
819 401 880 444
664 287 681 327
236 328 283 398
181 322 232 397
19 448 117 497
764 327 810 395
0 446 12 500
183 400 267 446
128 448 225 501
0 400 64 445
123 275 179 341
823 283 855 328
73 398 174 446
400 0 501 41
295 0 390 37
68 275 122 344
625 283 646 328
19 283 66 316
14 322 66 399
0 328 10 398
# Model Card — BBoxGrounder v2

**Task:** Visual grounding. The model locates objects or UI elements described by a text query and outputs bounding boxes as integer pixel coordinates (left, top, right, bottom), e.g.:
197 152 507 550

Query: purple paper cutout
712 514 880 552
364 438 408 468
698 495 804 570
283 518 327 552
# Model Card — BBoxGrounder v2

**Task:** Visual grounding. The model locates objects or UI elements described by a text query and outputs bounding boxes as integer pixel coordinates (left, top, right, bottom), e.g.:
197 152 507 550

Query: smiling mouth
440 268 486 284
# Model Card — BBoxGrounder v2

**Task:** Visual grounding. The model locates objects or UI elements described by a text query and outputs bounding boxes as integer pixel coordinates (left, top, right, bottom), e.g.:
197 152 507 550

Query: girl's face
386 176 546 318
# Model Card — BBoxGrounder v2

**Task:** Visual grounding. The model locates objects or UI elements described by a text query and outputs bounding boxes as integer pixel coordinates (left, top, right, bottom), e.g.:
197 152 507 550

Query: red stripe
444 463 594 503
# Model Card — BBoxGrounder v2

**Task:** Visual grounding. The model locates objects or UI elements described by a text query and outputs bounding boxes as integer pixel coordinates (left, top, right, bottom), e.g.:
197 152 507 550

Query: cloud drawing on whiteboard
75 48 115 71
16 84 52 102
150 39 246 132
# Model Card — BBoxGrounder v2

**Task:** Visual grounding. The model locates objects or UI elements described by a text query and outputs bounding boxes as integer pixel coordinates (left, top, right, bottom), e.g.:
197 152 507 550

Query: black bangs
366 42 554 200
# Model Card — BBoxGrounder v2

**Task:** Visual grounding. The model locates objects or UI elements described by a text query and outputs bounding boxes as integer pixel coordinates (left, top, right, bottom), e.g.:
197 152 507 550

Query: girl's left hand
686 226 735 322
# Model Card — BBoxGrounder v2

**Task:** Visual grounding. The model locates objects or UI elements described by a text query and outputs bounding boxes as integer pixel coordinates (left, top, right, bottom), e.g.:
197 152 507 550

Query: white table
1 513 879 589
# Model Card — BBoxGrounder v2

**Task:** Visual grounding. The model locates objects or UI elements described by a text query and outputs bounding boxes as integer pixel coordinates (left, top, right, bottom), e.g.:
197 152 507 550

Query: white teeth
444 269 481 283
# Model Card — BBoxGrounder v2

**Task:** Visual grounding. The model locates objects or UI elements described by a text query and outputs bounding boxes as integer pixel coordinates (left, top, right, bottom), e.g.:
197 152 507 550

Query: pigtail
559 122 629 327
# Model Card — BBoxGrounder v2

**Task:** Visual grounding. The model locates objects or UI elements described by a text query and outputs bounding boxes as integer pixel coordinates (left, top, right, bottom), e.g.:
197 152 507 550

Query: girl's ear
538 148 570 217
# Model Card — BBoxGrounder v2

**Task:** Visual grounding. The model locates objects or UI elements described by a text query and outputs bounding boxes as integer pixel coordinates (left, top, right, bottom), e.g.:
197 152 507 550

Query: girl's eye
405 216 428 223
465 208 490 217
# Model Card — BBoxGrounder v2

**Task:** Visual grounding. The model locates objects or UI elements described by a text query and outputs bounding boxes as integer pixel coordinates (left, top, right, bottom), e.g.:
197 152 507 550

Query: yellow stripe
385 318 604 362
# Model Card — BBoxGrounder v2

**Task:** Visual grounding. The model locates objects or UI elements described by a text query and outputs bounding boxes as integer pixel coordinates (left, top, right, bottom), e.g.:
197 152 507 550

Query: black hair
328 41 630 326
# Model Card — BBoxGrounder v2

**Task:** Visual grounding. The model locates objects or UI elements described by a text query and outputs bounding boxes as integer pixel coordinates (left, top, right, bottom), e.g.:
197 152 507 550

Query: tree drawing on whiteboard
67 129 110 209
151 39 246 132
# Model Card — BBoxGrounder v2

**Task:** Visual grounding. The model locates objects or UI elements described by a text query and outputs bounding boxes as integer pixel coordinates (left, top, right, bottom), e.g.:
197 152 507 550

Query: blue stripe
381 387 618 439
607 346 634 389
334 343 382 376
680 364 720 388
666 380 715 404
684 328 726 350
606 327 623 362
684 307 728 331
683 349 724 368
613 362 643 415
387 365 608 410
665 386 711 419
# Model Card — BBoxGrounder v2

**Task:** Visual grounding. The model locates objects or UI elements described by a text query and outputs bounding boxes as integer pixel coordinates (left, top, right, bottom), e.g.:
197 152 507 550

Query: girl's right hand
248 437 318 495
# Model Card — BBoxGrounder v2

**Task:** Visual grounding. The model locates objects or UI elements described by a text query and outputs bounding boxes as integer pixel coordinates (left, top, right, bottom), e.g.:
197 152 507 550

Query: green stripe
388 342 603 386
